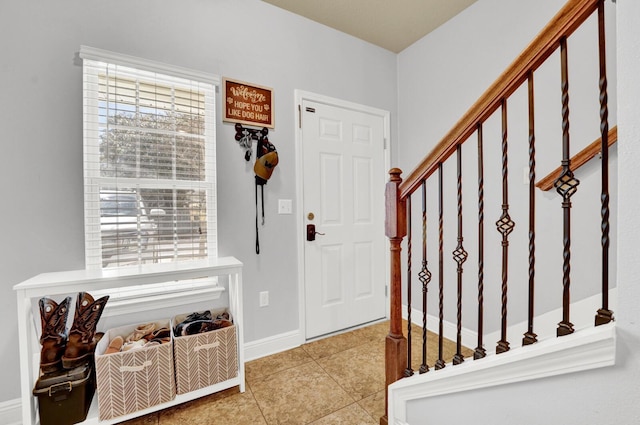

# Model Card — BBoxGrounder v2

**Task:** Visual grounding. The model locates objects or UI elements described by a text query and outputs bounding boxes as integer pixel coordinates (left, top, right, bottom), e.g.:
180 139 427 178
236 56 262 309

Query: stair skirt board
394 290 618 424
388 322 615 424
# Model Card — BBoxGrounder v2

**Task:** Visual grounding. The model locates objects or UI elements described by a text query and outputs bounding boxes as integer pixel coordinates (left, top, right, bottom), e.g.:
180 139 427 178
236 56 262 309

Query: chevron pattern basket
172 310 238 395
94 321 176 420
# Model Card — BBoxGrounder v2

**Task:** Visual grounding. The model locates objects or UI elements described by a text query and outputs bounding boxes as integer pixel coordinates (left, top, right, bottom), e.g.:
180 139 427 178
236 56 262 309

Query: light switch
278 199 293 214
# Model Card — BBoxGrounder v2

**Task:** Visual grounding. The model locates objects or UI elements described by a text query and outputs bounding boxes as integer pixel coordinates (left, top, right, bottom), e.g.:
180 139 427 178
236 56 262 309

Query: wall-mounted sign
223 78 274 128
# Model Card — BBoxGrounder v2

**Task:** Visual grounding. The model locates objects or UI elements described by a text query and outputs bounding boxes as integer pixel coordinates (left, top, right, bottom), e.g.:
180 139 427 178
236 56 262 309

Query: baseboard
402 288 617 354
243 329 302 362
402 305 477 349
0 398 21 425
483 288 618 350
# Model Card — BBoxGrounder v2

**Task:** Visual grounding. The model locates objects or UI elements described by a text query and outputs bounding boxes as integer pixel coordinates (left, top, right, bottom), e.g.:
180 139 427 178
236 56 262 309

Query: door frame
294 90 392 343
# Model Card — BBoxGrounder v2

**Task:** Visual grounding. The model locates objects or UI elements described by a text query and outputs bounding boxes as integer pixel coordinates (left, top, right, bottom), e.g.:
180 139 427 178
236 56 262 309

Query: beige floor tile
302 326 377 360
358 389 385 421
121 412 159 424
250 361 354 425
119 387 243 424
158 388 266 425
359 320 391 341
245 347 313 383
308 402 378 425
122 321 468 425
317 340 386 401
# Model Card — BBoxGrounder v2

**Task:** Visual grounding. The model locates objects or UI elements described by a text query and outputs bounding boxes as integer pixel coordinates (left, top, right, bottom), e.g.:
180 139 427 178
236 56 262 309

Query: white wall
405 0 640 422
0 0 397 403
397 0 618 337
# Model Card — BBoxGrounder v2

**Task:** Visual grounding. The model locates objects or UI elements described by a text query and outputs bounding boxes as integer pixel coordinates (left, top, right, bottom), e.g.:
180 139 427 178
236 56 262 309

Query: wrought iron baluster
595 0 614 327
555 37 579 337
523 72 538 346
474 123 486 360
496 99 514 354
453 145 467 365
419 181 432 374
405 195 414 377
435 164 446 370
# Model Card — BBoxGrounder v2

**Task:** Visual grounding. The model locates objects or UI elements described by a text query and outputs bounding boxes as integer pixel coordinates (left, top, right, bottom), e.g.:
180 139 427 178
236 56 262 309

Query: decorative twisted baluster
404 196 414 377
435 164 446 370
555 37 579 337
496 99 514 354
419 181 432 374
474 123 486 360
595 0 614 327
453 145 467 365
523 72 538 346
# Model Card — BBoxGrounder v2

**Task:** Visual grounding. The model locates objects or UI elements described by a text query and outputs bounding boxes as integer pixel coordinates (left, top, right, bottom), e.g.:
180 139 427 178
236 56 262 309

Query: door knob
306 224 325 241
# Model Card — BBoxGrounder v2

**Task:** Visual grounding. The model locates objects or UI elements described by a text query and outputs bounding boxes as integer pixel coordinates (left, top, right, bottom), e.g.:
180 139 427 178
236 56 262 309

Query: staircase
382 0 617 423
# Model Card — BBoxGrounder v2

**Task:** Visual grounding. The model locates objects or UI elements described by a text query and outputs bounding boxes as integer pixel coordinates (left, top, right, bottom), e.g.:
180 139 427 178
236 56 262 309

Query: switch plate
278 199 293 214
260 291 269 307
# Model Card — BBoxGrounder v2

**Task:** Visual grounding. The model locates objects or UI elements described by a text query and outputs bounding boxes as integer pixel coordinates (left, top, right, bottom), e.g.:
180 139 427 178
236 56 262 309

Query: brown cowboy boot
39 296 72 373
62 292 109 369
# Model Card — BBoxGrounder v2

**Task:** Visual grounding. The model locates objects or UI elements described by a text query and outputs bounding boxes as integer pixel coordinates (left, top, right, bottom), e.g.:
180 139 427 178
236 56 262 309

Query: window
80 46 218 269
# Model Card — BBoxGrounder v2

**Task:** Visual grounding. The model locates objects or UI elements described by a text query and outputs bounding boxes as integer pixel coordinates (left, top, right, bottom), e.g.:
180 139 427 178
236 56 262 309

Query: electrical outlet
260 291 269 307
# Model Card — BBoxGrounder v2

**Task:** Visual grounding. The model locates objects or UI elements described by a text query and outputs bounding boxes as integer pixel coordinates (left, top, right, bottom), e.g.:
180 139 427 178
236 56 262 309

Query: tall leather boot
39 296 72 373
62 292 109 369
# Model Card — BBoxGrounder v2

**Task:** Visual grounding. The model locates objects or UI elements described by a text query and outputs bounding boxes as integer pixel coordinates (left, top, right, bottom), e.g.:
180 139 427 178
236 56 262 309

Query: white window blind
81 46 218 269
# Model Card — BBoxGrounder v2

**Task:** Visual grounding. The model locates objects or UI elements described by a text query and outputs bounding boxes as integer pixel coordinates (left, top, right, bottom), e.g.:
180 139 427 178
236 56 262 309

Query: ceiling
261 0 478 53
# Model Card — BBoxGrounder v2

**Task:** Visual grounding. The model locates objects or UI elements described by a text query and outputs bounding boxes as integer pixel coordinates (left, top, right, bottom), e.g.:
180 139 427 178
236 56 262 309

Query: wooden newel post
382 168 407 425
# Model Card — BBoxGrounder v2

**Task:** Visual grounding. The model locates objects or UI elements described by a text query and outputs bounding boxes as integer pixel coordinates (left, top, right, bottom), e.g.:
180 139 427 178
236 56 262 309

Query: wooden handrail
398 0 600 200
537 126 617 191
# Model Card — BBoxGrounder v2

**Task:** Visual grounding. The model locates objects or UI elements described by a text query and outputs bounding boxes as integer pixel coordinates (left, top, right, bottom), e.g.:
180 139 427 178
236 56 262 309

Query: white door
301 99 387 339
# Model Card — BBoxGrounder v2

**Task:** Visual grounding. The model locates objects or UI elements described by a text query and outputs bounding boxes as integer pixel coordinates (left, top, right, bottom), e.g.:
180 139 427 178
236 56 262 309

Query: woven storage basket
95 320 175 420
172 309 238 395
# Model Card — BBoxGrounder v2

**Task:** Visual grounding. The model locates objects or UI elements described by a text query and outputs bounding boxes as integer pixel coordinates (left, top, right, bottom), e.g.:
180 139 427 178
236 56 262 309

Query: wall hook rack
235 123 269 161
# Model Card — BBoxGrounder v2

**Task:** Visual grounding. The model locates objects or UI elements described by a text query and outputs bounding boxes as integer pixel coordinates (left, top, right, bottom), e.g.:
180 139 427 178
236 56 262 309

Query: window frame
80 46 220 269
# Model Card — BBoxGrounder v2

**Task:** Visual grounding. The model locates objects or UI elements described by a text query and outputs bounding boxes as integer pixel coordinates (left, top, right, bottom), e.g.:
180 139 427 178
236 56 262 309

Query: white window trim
80 46 220 269
79 46 220 86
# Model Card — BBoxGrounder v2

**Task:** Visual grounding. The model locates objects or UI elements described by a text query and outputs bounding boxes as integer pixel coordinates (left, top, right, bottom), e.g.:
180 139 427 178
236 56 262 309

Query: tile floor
122 320 467 425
